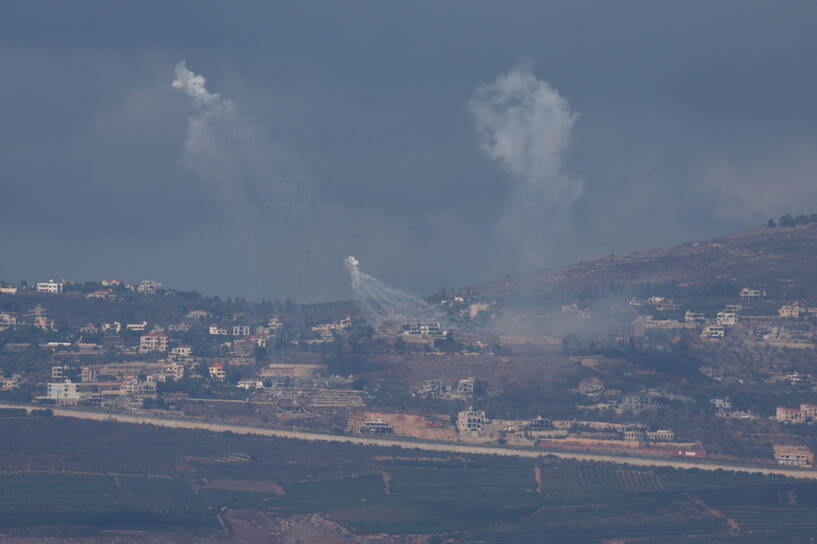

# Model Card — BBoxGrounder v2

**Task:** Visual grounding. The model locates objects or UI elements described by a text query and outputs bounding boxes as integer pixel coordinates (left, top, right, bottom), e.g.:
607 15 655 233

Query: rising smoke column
469 61 581 271
344 256 440 328
171 60 311 233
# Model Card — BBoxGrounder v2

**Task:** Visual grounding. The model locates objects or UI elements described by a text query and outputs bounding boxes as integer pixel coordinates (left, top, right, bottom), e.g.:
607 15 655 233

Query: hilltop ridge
460 223 817 299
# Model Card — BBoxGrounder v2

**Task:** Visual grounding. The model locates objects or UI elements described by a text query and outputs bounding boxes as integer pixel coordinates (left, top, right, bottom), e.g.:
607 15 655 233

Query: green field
0 417 816 542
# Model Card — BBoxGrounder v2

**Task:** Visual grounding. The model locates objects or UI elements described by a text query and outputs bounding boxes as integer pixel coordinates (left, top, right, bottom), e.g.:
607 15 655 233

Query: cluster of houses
627 287 817 344
0 279 164 297
0 304 55 331
415 377 477 401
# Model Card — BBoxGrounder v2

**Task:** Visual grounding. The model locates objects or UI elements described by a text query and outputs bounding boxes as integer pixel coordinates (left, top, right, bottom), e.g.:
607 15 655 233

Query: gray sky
2 1 816 301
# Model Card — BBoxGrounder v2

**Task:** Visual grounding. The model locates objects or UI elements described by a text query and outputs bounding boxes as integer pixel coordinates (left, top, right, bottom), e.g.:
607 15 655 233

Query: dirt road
4 402 817 480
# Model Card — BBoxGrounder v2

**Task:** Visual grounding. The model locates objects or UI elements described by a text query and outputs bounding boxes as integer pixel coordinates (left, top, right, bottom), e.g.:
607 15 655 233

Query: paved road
4 402 817 480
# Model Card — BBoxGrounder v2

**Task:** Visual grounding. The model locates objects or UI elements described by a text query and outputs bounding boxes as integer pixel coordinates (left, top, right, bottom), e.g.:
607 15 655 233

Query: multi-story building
209 326 228 335
169 346 192 360
47 380 80 404
615 394 658 414
136 280 162 295
126 321 148 332
36 280 63 294
779 304 804 319
0 373 22 391
81 367 97 382
232 325 251 337
360 419 394 434
775 404 817 423
0 283 18 294
716 312 737 326
457 409 487 435
208 363 227 381
139 332 168 353
702 324 725 339
740 288 765 300
773 445 814 466
0 312 18 330
164 362 185 380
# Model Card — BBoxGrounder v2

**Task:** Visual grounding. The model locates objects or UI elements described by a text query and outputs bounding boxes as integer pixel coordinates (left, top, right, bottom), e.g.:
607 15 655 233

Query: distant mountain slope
461 223 817 299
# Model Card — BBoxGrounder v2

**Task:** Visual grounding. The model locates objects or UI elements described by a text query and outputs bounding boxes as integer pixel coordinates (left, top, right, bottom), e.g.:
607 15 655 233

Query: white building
209 326 228 335
126 321 148 332
774 445 813 467
170 346 192 360
232 325 251 337
47 380 80 403
136 280 162 295
36 280 63 294
716 312 737 326
740 288 765 300
0 283 18 295
702 324 725 339
101 321 122 334
779 304 803 319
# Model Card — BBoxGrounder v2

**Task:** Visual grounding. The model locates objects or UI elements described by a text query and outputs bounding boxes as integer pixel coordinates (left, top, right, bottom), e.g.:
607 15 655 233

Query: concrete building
773 445 814 467
702 324 725 339
36 280 63 294
740 288 765 300
457 409 487 435
0 312 18 330
208 363 227 381
777 404 817 423
163 362 185 380
139 332 168 353
779 304 803 319
47 380 80 403
360 418 394 434
232 325 251 336
0 283 18 294
136 280 162 295
51 365 68 380
126 321 147 332
170 346 192 360
615 394 658 414
81 367 97 382
716 312 737 326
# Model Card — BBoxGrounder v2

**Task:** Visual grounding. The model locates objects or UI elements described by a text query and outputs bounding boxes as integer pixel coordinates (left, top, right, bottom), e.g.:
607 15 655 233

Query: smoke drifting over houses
470 62 582 273
344 256 440 328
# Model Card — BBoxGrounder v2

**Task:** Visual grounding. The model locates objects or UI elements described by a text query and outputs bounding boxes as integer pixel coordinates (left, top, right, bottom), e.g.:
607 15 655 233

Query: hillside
460 223 817 300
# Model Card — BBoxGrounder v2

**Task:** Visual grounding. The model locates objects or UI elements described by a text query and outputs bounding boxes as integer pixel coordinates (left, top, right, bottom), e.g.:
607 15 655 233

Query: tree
767 219 776 228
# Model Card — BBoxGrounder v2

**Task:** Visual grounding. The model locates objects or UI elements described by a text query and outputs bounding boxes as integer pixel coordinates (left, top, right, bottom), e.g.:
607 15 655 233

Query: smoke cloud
470 62 582 272
171 60 312 234
344 256 442 328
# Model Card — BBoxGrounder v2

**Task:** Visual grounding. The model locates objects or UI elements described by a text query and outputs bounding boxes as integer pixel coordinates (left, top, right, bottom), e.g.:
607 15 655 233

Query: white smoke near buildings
171 60 311 234
344 256 440 328
469 61 582 272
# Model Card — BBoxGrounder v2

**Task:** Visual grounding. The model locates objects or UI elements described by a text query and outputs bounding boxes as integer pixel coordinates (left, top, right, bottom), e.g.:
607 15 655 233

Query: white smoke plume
344 256 441 328
171 60 311 235
469 61 581 271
